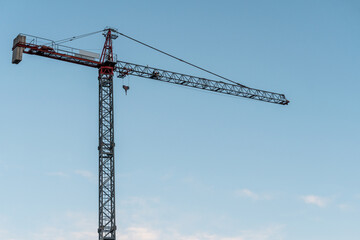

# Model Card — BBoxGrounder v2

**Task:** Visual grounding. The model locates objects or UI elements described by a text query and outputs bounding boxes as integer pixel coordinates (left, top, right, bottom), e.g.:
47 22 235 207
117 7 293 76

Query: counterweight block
12 35 26 64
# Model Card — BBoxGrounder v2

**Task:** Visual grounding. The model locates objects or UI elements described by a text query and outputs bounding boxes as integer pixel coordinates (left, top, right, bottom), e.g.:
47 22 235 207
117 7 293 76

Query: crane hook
122 85 130 95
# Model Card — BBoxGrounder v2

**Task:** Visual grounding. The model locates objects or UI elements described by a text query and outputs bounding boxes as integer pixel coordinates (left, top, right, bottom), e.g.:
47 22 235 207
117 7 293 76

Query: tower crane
12 28 289 240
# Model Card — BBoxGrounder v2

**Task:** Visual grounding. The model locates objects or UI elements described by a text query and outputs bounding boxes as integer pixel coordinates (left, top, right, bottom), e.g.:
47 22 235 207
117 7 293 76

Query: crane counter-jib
12 34 101 67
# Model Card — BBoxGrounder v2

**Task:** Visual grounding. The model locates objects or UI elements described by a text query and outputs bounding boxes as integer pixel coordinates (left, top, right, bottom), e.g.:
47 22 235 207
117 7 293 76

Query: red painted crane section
12 34 100 68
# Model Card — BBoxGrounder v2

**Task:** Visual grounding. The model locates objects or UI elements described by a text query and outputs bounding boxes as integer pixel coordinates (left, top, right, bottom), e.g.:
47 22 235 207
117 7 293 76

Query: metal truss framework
98 69 116 240
15 38 99 68
98 29 117 240
115 61 289 105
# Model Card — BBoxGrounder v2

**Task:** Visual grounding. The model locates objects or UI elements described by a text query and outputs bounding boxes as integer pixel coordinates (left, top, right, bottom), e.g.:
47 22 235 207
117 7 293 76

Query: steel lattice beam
115 61 289 105
16 42 100 68
98 69 116 240
98 29 117 240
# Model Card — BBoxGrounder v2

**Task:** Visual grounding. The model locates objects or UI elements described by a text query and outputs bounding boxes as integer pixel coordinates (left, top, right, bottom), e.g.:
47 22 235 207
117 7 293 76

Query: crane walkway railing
17 34 101 62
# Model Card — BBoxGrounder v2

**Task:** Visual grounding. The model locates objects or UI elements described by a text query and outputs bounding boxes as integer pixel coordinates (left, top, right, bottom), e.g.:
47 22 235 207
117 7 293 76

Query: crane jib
115 61 289 105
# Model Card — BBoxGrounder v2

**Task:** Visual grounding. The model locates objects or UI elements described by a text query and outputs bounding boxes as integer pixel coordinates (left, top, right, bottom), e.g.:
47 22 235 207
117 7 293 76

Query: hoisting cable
114 30 248 88
54 30 104 45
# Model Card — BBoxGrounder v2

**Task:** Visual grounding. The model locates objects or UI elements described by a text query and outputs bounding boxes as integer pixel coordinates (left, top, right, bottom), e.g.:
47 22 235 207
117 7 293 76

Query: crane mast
11 28 289 240
98 29 117 240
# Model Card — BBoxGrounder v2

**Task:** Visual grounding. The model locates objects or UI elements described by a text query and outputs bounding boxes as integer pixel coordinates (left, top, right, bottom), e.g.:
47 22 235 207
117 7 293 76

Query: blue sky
1 0 360 240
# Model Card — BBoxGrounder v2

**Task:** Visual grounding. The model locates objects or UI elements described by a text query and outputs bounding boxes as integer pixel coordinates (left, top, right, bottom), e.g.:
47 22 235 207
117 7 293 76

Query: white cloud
74 170 94 179
0 229 8 236
30 226 97 240
70 230 97 240
237 189 259 200
46 170 95 180
338 203 352 211
46 171 68 177
0 196 284 240
119 227 159 240
31 211 97 240
301 195 329 207
0 217 284 240
117 224 285 240
235 189 272 201
236 224 285 240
